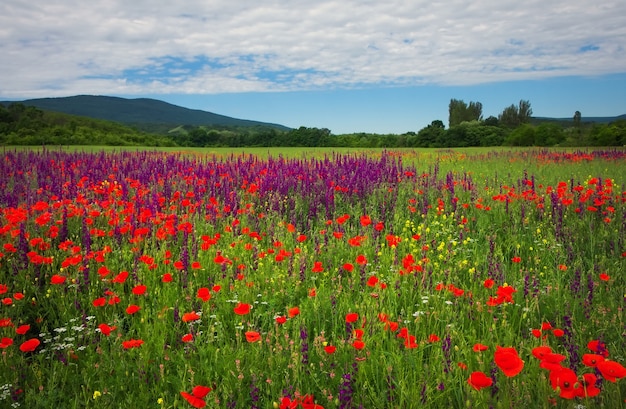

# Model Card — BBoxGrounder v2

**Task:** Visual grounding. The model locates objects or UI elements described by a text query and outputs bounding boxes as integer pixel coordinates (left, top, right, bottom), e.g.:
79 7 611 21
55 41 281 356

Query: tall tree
448 99 483 127
498 100 532 128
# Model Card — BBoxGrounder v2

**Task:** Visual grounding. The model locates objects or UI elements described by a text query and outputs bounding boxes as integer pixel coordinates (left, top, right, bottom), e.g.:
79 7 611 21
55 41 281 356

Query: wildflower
0 337 13 348
352 340 365 350
288 307 300 318
494 346 524 377
19 338 40 352
93 391 101 399
126 305 140 315
599 272 610 281
196 288 211 302
597 360 626 382
162 273 173 283
182 333 193 343
581 353 605 367
182 312 201 323
345 313 358 323
576 373 601 398
324 345 336 354
275 316 287 324
97 323 116 336
549 367 578 399
233 302 251 315
132 285 147 296
472 343 489 352
311 261 324 273
16 324 30 335
245 331 261 343
467 371 493 391
181 384 211 408
122 339 144 349
50 275 67 284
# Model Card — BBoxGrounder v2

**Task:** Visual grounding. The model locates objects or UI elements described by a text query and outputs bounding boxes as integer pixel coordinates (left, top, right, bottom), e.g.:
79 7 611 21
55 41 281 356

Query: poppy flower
483 279 494 289
599 273 610 281
233 302 251 315
191 261 201 269
345 313 359 323
467 371 493 391
275 316 287 324
342 263 354 272
162 273 173 283
0 337 13 348
552 329 564 337
356 254 367 265
16 324 30 335
50 274 66 284
301 394 325 409
180 391 206 408
19 338 40 352
576 373 601 398
366 276 379 287
494 346 524 377
132 285 147 296
111 271 129 283
311 261 324 273
531 346 553 360
597 360 626 382
428 334 440 343
352 340 365 350
126 305 140 315
404 335 418 349
288 307 300 318
98 323 116 336
182 333 194 343
587 339 609 357
196 287 211 302
324 345 336 354
473 343 489 352
549 367 578 399
245 331 261 343
531 329 542 338
182 311 201 323
122 339 144 349
581 353 605 367
539 353 566 371
280 397 299 409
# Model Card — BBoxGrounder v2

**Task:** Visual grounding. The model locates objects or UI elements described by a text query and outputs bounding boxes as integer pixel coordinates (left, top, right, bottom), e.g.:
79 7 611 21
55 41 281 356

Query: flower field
0 148 625 408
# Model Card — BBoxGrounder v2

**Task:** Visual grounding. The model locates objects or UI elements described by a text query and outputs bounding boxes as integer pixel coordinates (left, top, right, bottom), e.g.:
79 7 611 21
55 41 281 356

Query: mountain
1 95 291 132
531 114 626 126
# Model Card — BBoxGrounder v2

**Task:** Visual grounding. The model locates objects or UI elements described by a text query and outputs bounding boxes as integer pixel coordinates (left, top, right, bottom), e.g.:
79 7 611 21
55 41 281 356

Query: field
0 147 625 408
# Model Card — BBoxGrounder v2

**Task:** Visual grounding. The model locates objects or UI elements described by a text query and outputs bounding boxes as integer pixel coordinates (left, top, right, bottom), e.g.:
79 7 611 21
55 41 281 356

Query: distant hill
531 114 626 126
1 95 291 132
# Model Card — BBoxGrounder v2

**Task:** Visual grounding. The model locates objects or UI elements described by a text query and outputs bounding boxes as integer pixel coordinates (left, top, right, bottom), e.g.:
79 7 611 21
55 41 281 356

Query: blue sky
1 0 625 134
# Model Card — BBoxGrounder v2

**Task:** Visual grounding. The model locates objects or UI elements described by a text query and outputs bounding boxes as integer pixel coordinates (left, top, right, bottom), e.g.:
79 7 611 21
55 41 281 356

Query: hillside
1 95 291 132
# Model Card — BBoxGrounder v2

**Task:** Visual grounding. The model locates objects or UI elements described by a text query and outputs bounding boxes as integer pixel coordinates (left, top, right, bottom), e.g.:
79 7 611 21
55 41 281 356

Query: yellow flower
157 398 164 405
93 391 102 400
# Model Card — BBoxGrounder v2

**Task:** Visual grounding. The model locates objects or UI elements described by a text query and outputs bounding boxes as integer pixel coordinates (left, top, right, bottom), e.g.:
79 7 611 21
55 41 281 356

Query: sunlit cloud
1 0 625 98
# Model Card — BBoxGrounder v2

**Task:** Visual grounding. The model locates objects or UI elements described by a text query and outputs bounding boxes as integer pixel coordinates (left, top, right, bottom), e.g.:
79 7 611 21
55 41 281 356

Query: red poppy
111 271 129 283
132 285 147 296
598 272 610 281
494 346 524 377
531 346 552 360
197 288 211 302
483 279 494 289
366 276 379 287
587 339 609 357
428 334 440 343
233 302 251 315
597 360 626 382
162 273 173 283
324 345 336 354
360 215 372 226
582 353 605 367
541 322 552 330
404 335 418 349
122 339 144 349
352 340 365 350
311 261 324 273
50 274 66 284
576 373 601 398
19 338 40 352
98 323 116 336
473 343 489 352
180 391 206 408
275 316 287 324
0 337 13 348
182 333 194 343
182 311 201 322
552 328 564 337
126 305 140 315
539 353 566 371
511 256 521 263
245 331 261 343
279 396 299 409
342 263 354 272
345 313 359 323
288 307 300 318
355 254 367 265
16 324 30 335
467 371 493 391
549 367 578 399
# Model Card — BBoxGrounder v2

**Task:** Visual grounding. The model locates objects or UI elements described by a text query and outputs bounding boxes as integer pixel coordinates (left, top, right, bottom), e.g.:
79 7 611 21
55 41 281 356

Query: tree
448 99 483 127
498 100 532 128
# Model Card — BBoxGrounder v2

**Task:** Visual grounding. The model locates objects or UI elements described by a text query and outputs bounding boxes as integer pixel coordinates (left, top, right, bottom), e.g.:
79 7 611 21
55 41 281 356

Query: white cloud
1 0 625 97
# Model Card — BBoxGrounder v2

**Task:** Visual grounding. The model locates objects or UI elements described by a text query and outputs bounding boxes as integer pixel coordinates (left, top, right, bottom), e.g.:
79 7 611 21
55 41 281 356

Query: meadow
0 147 624 408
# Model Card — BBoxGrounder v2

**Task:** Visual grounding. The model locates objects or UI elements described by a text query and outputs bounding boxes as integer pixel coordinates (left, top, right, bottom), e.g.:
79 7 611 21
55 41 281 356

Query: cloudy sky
2 0 625 133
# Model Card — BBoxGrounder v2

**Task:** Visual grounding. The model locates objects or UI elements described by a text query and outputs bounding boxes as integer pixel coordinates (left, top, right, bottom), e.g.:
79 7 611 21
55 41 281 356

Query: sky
1 0 625 134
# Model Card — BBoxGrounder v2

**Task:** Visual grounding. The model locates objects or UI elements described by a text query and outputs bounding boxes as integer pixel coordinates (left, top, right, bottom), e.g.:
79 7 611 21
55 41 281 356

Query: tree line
1 100 624 147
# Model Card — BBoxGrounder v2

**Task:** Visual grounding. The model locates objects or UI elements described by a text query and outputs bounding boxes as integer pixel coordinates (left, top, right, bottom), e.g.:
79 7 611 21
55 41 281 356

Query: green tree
498 100 532 128
448 99 482 127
